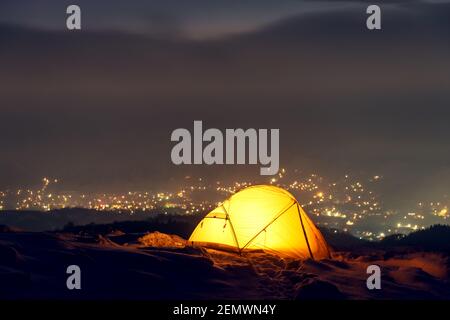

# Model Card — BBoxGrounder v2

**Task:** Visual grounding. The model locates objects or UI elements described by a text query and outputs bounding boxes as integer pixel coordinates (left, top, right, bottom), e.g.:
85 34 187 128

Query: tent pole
222 205 241 254
297 204 314 260
241 201 296 251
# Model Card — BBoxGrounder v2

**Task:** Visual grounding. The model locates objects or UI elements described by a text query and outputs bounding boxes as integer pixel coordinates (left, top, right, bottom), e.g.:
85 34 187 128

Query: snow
0 231 449 300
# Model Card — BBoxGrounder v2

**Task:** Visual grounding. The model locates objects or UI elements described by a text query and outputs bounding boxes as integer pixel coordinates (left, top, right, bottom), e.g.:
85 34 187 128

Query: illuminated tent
189 185 330 260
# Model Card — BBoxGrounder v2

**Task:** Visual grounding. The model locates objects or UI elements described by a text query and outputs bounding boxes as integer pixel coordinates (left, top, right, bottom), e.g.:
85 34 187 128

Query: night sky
1 0 450 210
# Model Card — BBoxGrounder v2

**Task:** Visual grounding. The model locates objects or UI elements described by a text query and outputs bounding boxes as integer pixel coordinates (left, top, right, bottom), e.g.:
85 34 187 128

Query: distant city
0 169 448 240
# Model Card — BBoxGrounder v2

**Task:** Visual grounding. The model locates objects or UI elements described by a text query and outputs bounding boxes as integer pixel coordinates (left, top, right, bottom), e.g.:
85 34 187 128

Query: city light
0 170 448 240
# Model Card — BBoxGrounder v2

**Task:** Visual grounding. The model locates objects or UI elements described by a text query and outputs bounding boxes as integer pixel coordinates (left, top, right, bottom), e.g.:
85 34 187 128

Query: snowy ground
0 231 449 300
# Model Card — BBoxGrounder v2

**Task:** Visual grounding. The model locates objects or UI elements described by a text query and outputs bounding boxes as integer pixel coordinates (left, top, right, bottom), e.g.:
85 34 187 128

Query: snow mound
138 231 187 248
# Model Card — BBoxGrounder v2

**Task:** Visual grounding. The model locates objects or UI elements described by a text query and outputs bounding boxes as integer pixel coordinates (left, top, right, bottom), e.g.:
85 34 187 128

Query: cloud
0 0 439 39
1 2 449 102
0 1 449 197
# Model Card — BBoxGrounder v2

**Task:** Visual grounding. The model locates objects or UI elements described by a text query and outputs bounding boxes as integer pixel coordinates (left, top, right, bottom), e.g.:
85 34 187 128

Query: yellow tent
189 185 331 260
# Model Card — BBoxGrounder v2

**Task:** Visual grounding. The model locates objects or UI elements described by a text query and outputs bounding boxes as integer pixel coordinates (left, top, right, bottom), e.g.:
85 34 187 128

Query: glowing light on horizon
0 171 448 240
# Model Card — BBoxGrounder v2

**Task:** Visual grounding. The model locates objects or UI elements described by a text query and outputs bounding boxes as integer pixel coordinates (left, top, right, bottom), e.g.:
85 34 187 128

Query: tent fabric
189 185 331 260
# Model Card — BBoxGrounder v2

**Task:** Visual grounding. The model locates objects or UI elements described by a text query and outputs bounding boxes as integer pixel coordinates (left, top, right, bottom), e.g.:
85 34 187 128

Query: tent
189 185 331 260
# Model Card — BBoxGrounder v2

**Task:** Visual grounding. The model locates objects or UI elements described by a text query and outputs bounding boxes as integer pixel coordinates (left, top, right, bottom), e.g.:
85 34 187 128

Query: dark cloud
2 0 440 39
0 1 449 210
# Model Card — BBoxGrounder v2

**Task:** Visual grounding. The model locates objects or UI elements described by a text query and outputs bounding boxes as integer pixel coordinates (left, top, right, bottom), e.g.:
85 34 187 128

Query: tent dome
189 185 330 260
